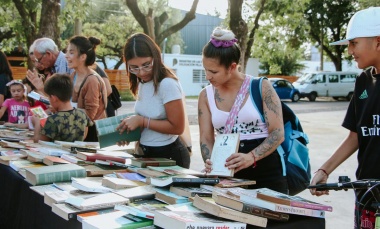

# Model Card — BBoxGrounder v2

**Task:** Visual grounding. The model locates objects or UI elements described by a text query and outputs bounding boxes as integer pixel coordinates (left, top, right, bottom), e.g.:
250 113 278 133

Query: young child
32 73 93 142
0 80 30 128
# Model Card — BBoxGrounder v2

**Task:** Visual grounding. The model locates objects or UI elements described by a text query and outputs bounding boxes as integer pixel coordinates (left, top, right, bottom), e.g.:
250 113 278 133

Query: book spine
290 201 333 212
190 192 212 197
274 204 325 218
172 178 220 184
35 169 86 185
128 193 156 203
241 204 289 221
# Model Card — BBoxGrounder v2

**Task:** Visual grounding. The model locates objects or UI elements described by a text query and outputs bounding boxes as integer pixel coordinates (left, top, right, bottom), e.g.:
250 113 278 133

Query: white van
293 71 358 101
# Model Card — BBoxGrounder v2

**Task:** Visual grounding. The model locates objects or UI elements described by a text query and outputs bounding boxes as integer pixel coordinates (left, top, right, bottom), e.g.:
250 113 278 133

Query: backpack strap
249 77 286 176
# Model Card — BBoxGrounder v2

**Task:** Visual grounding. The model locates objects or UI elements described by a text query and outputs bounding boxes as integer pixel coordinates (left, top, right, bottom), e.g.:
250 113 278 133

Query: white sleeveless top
206 85 269 140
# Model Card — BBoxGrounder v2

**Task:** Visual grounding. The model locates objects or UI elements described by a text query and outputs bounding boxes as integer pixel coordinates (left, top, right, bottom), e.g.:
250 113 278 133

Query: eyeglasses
128 60 154 74
34 53 46 63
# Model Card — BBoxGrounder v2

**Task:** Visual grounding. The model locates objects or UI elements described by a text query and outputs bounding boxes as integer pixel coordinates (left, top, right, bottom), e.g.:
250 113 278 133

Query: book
216 177 257 188
169 186 213 198
76 151 127 164
146 165 204 176
0 155 26 165
153 211 247 229
102 177 145 189
51 203 112 220
44 190 99 207
212 190 289 221
24 163 86 186
164 202 203 213
131 157 176 168
77 208 117 223
228 188 326 218
30 184 64 196
115 199 168 219
192 195 267 227
9 159 44 172
71 177 112 193
43 155 71 165
28 91 50 105
115 172 146 182
114 185 157 203
29 105 48 127
155 188 189 205
82 211 153 229
24 150 47 163
82 164 129 177
255 188 333 211
135 168 169 178
61 153 85 164
94 113 141 148
146 174 217 187
208 133 240 177
65 192 129 210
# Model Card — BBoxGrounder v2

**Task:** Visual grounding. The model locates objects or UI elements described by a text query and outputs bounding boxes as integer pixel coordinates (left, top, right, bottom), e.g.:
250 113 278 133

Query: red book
75 152 126 164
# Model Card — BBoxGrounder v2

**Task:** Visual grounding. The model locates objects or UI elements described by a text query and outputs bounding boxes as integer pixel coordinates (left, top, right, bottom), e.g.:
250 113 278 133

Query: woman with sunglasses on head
117 33 190 169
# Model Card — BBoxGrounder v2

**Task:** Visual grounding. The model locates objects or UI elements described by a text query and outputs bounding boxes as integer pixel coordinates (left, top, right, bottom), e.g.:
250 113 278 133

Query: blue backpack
250 77 311 195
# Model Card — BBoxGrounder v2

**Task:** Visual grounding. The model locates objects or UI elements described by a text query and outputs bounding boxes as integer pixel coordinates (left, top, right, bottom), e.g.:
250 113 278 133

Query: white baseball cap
330 7 380 45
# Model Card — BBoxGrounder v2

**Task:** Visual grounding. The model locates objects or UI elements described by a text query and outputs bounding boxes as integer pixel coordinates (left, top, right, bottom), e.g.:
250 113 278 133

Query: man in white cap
310 7 380 228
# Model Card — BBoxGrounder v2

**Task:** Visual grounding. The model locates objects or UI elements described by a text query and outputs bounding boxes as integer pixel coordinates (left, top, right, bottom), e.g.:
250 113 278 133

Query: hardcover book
82 211 153 229
212 190 289 221
24 163 86 186
131 157 176 168
192 195 267 227
255 188 333 211
95 113 141 148
169 186 213 198
227 188 326 218
75 152 127 164
153 211 247 229
207 133 240 177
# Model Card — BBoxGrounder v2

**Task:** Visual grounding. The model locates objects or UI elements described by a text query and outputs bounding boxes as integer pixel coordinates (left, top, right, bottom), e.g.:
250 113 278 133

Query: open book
95 113 141 148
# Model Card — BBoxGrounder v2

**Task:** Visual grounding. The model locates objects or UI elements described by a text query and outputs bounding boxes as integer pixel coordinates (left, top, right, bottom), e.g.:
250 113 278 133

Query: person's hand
26 69 44 92
309 170 330 196
4 122 14 127
116 115 141 134
116 140 130 147
202 159 213 174
225 152 253 173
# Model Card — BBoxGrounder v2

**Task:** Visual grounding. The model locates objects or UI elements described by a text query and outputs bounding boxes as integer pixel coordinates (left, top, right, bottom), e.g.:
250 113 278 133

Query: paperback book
82 211 153 229
102 177 145 189
155 188 189 205
146 165 204 176
65 192 129 210
95 113 141 148
169 186 213 198
113 185 157 203
131 157 176 168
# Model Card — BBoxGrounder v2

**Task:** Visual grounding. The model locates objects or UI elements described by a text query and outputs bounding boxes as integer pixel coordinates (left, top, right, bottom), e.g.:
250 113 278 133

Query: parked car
269 78 300 102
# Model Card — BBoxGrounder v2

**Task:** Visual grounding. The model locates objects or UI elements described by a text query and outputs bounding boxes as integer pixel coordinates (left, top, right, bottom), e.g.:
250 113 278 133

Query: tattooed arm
198 88 215 163
253 78 284 159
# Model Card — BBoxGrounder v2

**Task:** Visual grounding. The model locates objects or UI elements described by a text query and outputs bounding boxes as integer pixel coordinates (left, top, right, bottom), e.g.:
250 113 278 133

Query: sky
168 0 228 18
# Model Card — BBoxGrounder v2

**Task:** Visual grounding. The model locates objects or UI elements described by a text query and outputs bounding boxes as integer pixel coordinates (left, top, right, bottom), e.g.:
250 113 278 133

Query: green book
25 163 86 186
95 113 141 148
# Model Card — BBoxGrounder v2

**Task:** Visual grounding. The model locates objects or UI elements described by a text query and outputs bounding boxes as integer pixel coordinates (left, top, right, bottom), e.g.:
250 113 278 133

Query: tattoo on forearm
214 89 223 103
254 128 282 158
200 142 211 162
264 110 270 127
263 84 280 117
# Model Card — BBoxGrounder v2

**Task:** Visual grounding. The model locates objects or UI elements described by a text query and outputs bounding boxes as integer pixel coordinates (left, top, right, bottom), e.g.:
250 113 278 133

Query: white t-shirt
135 78 183 146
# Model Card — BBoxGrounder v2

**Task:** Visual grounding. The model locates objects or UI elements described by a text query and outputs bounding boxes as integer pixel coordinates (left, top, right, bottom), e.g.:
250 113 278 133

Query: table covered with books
0 128 325 229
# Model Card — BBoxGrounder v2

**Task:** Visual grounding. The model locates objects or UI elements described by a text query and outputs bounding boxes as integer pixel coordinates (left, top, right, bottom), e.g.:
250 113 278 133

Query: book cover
76 152 126 164
255 188 333 212
82 211 153 229
71 177 112 193
29 105 48 127
146 174 216 187
131 157 176 168
60 154 85 164
228 188 326 218
52 203 112 221
82 164 129 177
44 190 99 207
24 163 86 186
169 186 213 198
192 195 267 227
77 208 117 223
114 185 156 203
154 211 247 229
212 190 289 222
95 113 141 148
115 172 146 182
43 155 71 166
216 177 256 188
207 133 240 177
102 177 145 189
155 188 189 205
65 192 129 210
146 165 204 176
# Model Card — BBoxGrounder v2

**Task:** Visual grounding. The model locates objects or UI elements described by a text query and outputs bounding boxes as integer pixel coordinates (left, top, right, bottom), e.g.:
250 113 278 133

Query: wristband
250 151 257 168
316 168 329 177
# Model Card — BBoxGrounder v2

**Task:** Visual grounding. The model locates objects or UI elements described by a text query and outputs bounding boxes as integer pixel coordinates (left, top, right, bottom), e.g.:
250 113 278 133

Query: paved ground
118 100 357 229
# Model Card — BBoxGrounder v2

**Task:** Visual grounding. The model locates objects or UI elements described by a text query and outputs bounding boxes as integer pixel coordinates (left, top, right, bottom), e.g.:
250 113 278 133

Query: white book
207 133 240 177
71 177 112 193
65 192 129 210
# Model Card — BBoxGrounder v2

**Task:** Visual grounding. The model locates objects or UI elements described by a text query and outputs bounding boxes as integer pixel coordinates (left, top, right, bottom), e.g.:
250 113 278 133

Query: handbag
108 85 122 110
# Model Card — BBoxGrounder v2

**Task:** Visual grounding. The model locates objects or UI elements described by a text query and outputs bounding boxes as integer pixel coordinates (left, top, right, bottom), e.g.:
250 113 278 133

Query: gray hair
28 43 35 55
33 38 59 54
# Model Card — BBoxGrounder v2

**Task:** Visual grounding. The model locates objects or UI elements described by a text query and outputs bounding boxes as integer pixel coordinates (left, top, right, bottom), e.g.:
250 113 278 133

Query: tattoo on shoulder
214 89 223 103
200 142 210 162
264 110 270 127
263 84 280 117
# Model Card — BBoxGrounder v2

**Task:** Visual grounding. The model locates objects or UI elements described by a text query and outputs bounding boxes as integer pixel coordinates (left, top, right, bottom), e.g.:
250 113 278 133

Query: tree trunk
38 0 61 48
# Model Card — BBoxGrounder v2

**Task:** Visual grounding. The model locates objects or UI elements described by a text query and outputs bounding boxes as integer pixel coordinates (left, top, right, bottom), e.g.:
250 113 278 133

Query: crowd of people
1 6 380 228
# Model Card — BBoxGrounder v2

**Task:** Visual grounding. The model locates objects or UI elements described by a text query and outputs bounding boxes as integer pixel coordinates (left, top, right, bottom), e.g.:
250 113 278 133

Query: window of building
193 69 207 83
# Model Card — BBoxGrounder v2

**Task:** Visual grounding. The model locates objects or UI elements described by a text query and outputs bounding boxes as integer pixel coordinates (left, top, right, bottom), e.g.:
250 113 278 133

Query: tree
304 0 357 71
125 0 199 46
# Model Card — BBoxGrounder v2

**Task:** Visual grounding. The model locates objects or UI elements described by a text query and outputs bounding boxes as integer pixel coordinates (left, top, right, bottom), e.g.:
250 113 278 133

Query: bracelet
250 151 257 168
316 168 329 177
147 118 151 129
